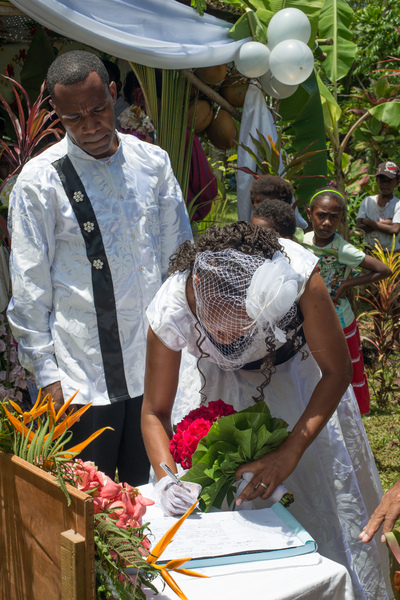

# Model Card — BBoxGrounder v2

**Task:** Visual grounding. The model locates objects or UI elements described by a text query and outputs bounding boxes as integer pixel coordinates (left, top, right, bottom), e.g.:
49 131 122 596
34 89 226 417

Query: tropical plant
128 63 193 201
347 76 400 165
0 74 62 185
95 515 158 600
357 238 400 407
233 127 326 189
351 0 400 83
0 392 109 502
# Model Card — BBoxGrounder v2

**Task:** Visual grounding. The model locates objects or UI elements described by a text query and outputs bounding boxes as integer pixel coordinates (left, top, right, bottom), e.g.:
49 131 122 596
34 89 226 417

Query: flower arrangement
169 399 236 469
0 392 205 600
118 104 156 143
69 459 159 599
179 401 294 513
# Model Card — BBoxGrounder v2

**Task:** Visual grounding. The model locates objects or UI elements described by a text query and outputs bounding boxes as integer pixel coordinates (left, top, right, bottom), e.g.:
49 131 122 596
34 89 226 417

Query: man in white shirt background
7 50 192 485
356 161 400 251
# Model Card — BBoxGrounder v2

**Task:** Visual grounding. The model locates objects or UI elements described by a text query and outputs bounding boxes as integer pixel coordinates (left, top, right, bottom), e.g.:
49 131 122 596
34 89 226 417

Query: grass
362 400 400 492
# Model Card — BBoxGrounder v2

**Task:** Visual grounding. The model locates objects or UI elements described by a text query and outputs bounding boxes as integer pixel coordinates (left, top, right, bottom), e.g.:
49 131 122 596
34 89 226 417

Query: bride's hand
235 445 300 506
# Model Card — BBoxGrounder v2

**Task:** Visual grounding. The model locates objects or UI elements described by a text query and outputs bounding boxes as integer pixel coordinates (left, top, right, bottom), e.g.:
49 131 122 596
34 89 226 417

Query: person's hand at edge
359 479 400 543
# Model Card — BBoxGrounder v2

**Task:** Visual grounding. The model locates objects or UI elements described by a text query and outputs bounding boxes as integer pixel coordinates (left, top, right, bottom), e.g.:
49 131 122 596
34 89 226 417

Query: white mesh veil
192 248 304 371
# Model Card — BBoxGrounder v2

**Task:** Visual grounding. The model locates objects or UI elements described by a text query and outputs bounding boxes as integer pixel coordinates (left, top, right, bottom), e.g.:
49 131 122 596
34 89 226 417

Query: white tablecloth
143 553 355 600
139 485 355 600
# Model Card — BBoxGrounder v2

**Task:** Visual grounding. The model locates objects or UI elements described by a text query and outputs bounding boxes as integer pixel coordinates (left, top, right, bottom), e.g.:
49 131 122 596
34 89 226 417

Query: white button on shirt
7 132 192 405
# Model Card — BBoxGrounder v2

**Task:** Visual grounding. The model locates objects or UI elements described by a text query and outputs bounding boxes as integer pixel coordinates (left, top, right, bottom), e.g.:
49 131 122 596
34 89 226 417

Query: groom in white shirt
7 50 192 485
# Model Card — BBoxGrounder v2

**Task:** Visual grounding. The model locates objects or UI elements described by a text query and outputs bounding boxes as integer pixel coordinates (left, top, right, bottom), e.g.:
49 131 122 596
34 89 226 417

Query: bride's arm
141 326 182 481
236 269 352 504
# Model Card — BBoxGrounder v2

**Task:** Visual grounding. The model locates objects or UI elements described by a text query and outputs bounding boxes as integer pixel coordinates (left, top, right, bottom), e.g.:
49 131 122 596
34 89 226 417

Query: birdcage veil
192 248 303 370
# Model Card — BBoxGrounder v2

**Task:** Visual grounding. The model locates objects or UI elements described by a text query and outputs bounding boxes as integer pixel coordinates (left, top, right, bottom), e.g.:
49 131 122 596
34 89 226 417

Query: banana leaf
316 70 342 131
369 102 400 132
229 0 324 45
279 70 328 203
318 0 357 83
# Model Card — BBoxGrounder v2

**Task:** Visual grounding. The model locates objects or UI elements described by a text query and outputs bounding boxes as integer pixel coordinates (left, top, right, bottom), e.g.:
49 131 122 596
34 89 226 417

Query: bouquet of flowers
175 401 293 512
169 399 236 469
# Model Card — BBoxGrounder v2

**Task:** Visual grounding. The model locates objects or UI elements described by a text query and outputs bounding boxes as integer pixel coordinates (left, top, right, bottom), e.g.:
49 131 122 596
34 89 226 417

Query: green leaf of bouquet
264 428 290 448
253 424 271 452
220 452 243 473
199 474 235 512
182 403 291 510
181 463 214 487
270 417 290 432
253 432 290 461
234 427 257 460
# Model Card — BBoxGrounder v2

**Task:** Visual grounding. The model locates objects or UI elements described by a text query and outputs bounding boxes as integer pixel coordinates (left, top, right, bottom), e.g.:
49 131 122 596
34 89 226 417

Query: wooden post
61 530 87 600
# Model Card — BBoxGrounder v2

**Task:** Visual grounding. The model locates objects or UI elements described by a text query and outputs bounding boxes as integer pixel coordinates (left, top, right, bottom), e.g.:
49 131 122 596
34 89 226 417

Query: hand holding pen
155 462 202 517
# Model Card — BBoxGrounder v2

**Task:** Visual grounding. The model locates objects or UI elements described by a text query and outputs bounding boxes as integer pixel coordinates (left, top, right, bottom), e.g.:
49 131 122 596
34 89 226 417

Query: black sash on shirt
52 155 129 403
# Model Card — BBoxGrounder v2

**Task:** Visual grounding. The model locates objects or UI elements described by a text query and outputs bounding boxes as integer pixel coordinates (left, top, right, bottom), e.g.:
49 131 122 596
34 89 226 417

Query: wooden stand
0 452 95 600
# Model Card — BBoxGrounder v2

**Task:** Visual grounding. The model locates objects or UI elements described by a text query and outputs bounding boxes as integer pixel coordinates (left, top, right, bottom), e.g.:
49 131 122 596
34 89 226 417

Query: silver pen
160 462 185 487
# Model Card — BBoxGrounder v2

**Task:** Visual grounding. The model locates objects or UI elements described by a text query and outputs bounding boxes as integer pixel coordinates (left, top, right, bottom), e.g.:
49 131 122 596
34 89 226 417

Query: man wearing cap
356 161 400 250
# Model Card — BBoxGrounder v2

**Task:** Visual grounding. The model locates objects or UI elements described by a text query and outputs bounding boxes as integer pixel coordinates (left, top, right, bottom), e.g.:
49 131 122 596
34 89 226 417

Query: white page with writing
148 508 306 562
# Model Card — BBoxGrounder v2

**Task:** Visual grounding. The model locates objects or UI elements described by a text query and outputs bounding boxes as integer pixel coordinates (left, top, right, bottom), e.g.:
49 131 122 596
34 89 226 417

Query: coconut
194 65 227 86
206 109 238 151
220 74 249 108
187 100 214 133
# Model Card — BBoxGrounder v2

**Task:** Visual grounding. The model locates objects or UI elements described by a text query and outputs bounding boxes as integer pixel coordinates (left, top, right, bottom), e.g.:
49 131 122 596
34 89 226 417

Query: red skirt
344 319 370 414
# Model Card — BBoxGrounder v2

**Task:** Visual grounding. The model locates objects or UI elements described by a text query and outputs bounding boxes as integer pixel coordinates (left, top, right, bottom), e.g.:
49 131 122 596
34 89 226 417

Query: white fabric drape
10 0 250 68
237 83 308 229
236 83 282 221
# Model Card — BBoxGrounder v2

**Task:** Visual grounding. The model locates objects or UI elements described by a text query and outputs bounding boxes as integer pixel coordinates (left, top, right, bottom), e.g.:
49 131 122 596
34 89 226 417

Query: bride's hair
167 221 284 276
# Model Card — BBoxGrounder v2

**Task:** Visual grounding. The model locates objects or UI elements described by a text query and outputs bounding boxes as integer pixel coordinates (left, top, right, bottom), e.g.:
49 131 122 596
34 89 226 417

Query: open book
147 502 317 568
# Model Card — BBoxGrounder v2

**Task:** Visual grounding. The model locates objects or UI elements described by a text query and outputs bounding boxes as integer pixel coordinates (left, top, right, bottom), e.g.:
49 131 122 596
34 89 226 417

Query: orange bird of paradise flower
3 390 110 461
147 500 209 600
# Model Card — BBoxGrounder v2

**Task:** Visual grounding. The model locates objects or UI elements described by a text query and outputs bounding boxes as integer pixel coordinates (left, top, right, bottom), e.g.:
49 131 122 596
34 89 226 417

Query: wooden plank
0 452 95 600
61 530 86 600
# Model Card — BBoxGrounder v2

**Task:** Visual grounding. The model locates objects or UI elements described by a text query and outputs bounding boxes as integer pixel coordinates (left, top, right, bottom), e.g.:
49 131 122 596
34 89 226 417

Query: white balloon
267 8 311 49
269 40 314 85
260 72 298 99
235 41 270 78
270 76 299 99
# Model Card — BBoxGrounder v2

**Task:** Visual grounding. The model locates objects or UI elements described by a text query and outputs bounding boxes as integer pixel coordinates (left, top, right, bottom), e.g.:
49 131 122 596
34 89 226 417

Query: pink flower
95 471 121 500
170 400 236 468
69 460 153 530
73 459 100 494
109 483 154 525
170 418 212 469
176 400 236 432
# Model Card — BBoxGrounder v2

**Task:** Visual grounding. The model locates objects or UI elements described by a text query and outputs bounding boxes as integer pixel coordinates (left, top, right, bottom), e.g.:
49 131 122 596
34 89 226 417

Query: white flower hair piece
245 251 302 343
